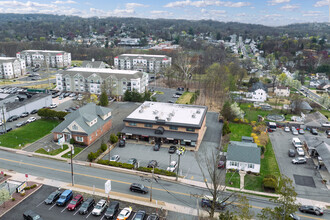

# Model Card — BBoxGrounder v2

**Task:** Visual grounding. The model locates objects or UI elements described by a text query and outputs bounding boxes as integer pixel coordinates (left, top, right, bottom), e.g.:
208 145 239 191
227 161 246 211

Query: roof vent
155 116 159 120
153 110 158 115
192 113 196 118
166 117 171 121
139 109 143 113
196 109 201 114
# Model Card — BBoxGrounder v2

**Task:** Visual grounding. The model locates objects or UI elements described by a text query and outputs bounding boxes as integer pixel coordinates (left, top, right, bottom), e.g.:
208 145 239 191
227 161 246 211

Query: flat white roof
67 67 141 75
21 50 66 53
119 54 168 58
0 57 16 60
126 101 206 126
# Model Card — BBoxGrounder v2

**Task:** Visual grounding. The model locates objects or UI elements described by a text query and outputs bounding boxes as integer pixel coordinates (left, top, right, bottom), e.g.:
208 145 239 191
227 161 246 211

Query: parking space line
86 212 92 218
74 209 80 215
49 203 56 210
100 215 105 220
61 206 67 213
36 201 44 207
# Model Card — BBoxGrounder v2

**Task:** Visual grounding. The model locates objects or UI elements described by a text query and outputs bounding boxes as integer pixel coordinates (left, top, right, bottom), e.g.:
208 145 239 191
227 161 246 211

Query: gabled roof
304 111 329 127
52 103 112 136
291 101 313 111
249 82 267 93
81 60 105 68
227 141 260 164
315 142 330 169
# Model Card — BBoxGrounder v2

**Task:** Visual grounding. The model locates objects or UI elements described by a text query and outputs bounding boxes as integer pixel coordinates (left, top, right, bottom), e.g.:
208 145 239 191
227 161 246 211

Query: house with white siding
0 57 26 79
274 85 290 97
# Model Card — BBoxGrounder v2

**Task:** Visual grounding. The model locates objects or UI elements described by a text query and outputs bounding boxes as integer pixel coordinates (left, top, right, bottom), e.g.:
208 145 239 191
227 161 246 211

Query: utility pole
70 145 74 186
150 166 154 202
176 153 181 181
1 106 6 132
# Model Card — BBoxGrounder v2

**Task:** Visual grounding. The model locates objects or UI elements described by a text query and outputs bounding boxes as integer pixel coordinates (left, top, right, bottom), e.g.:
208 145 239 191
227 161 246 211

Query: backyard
229 123 253 141
176 91 194 104
0 119 60 148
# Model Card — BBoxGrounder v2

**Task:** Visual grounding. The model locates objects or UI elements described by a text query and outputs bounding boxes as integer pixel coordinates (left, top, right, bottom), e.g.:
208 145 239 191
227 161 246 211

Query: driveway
269 130 330 202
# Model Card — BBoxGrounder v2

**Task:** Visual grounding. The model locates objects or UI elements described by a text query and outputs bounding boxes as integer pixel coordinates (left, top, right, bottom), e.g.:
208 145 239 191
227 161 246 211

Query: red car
67 194 83 211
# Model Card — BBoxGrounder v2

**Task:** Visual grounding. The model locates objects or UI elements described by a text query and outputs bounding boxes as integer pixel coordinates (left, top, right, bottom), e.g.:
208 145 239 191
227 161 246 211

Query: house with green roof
226 141 261 173
52 103 112 146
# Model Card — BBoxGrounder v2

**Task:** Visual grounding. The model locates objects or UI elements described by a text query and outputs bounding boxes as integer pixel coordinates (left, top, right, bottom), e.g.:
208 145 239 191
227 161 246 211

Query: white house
274 85 290 97
246 82 268 102
226 141 261 173
0 57 26 79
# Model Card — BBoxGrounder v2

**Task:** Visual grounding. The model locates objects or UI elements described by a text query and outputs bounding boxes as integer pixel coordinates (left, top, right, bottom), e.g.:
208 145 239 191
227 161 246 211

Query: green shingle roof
227 141 260 164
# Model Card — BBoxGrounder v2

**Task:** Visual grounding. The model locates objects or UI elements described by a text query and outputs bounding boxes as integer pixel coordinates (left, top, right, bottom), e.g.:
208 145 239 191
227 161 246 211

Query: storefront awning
121 127 198 142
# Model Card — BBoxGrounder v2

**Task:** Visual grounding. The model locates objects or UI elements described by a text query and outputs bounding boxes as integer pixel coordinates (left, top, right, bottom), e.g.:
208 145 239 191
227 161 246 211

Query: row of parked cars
0 87 28 94
23 188 160 220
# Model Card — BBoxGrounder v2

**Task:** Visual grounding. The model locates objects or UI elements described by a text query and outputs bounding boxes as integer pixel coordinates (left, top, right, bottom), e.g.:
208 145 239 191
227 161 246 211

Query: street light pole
176 154 181 181
150 166 154 202
70 145 74 186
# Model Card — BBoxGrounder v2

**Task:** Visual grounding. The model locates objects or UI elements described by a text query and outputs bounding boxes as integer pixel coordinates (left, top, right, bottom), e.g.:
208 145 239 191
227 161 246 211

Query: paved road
0 150 328 220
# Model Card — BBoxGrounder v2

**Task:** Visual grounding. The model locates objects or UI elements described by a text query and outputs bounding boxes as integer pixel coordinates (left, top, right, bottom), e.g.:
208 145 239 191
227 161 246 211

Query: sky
0 0 329 26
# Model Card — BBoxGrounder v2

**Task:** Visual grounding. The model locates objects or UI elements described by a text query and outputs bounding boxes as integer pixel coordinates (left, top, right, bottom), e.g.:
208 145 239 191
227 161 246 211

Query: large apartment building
114 54 171 73
0 57 26 79
56 67 148 96
16 50 71 68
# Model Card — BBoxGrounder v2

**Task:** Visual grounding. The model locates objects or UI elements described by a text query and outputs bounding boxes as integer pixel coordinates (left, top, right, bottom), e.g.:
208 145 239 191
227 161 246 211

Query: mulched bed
0 174 11 183
0 181 42 217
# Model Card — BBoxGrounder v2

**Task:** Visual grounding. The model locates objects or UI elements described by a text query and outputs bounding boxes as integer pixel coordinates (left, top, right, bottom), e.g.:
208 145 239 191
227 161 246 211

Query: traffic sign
105 180 111 194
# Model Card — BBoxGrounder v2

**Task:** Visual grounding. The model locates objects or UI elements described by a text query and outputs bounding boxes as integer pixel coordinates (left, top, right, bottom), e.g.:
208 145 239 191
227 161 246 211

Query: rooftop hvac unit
196 109 201 114
155 116 159 119
153 110 158 115
192 113 196 118
167 117 171 121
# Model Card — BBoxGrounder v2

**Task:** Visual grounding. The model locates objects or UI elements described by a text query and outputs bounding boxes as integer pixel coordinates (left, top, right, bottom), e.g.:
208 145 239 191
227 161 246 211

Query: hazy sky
0 0 329 26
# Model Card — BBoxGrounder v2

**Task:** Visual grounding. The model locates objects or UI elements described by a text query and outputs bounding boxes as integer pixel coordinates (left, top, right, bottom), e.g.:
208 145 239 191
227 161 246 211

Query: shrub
263 175 278 190
97 160 135 169
24 184 37 190
70 138 75 145
137 167 177 177
88 152 97 162
4 173 7 176
20 192 25 196
110 134 119 144
100 143 107 152
11 197 15 201
222 121 231 136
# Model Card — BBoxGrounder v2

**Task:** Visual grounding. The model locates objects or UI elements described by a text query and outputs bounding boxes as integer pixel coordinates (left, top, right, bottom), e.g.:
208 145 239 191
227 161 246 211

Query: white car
27 117 36 123
296 148 305 156
117 207 132 220
167 161 178 172
110 155 120 162
172 94 180 98
284 127 290 132
49 103 57 108
92 199 107 216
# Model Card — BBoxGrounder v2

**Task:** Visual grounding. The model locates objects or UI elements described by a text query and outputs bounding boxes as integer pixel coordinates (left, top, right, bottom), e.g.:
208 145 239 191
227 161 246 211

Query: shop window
144 124 152 128
186 128 195 132
169 126 178 130
129 122 137 126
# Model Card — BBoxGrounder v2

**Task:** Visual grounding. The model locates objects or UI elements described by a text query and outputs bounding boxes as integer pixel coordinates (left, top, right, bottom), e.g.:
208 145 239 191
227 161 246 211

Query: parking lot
152 87 180 103
269 129 330 202
2 184 159 220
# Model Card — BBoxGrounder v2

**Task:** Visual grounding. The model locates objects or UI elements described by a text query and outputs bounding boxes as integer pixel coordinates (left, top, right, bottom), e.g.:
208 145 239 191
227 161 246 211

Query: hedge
137 167 177 177
24 184 37 190
263 175 278 191
37 109 68 120
97 160 134 169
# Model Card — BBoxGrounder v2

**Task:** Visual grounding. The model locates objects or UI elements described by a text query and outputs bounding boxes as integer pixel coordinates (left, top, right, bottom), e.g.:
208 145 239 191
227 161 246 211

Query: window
76 136 83 142
248 164 254 169
129 122 137 126
230 161 239 167
186 128 195 132
169 126 178 130
144 124 152 128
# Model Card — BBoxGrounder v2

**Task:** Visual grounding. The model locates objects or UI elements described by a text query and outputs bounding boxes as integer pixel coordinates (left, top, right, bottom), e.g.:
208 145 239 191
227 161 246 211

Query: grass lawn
239 103 269 122
61 146 84 158
319 110 330 119
176 92 194 104
0 119 60 149
226 172 240 188
229 123 253 141
26 83 56 90
71 60 83 67
155 91 164 95
244 140 280 192
35 145 68 156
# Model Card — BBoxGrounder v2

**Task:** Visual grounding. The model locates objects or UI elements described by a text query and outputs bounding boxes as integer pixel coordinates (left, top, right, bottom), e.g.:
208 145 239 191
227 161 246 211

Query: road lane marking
36 201 44 207
49 203 56 210
100 214 105 220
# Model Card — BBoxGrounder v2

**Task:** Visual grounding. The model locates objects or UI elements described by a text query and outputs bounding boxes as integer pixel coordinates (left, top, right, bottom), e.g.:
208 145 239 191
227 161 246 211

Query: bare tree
174 52 198 89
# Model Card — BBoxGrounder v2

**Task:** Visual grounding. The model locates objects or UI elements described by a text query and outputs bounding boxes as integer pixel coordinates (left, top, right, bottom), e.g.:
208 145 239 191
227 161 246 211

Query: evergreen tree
99 91 108 106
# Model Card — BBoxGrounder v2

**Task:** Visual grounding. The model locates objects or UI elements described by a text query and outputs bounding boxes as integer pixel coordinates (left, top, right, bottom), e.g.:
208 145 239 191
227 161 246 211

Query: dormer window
72 124 78 130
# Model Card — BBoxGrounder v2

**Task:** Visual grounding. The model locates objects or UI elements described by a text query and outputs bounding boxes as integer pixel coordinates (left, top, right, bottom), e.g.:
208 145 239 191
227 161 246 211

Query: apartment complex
16 50 71 68
122 101 207 149
56 67 148 96
0 57 26 79
114 54 171 73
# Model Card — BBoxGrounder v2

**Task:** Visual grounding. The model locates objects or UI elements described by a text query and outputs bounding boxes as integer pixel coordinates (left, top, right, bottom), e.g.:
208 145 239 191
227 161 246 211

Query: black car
104 201 119 219
30 109 38 114
7 115 19 122
153 143 160 151
147 213 160 220
177 87 184 91
288 149 296 157
147 160 158 168
118 139 125 147
6 127 13 132
311 128 318 135
299 206 323 216
201 197 226 210
127 158 137 166
168 146 177 154
130 183 149 194
23 210 43 220
133 210 146 220
44 190 61 205
20 112 30 118
175 92 183 96
79 198 95 215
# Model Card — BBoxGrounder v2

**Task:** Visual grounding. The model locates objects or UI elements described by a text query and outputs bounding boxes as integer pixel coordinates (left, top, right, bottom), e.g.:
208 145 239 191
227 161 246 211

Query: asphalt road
0 150 328 220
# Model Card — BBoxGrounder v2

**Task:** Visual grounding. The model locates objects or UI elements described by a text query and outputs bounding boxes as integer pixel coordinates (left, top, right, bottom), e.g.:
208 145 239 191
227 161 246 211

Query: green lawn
239 103 269 122
229 123 253 141
61 146 84 158
35 145 68 156
319 110 330 119
226 172 240 188
0 119 60 148
176 92 194 104
71 60 83 67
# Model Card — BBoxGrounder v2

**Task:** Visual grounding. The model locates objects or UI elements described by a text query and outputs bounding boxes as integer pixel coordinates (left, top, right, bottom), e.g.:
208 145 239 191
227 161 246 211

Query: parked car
92 199 107 216
30 109 38 114
130 183 149 194
16 121 27 127
172 94 180 98
284 126 290 132
292 129 298 135
153 143 160 151
49 103 57 109
44 190 61 205
175 92 183 96
296 148 305 156
56 189 73 206
118 139 125 147
133 210 146 220
117 207 133 220
147 160 158 168
110 155 120 162
168 100 174 103
69 93 76 97
7 115 19 122
105 201 119 219
147 213 160 220
177 87 184 91
288 149 296 157
79 198 95 215
168 145 177 154
311 128 318 135
298 129 305 135
67 194 84 211
27 117 36 123
218 160 225 169
326 130 330 138
6 127 12 132
201 196 226 210
20 112 29 118
292 157 307 164
127 158 137 166
23 210 43 220
292 138 302 148
167 161 178 172
299 206 323 216
177 146 186 155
